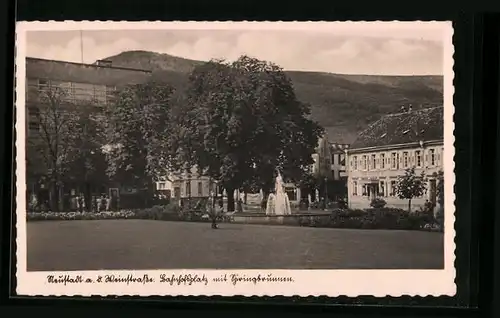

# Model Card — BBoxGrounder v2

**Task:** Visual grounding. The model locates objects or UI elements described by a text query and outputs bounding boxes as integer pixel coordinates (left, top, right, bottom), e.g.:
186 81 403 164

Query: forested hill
103 50 443 144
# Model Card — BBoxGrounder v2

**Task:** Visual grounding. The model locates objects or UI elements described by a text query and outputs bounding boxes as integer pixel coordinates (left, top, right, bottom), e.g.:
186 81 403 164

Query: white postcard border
15 21 456 297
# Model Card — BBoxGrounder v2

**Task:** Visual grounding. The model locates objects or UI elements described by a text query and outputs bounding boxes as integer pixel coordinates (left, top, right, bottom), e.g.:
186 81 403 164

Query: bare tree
27 86 103 211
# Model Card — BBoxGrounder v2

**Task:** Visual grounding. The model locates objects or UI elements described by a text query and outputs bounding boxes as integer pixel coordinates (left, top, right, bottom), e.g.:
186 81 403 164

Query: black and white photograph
15 21 455 297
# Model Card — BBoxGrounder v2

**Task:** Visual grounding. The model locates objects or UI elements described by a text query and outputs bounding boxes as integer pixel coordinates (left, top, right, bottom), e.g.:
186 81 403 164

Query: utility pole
80 30 84 63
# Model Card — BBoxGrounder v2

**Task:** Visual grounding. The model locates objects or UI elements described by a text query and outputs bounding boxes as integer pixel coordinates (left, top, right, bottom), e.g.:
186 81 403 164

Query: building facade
330 143 349 180
346 107 444 212
25 57 152 209
169 166 213 201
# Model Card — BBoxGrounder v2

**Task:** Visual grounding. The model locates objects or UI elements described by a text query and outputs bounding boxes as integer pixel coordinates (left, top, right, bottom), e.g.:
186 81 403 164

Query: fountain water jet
265 171 292 216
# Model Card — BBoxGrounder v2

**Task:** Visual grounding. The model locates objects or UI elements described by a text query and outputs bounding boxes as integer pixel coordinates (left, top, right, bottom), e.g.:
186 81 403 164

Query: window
340 154 346 166
362 155 367 170
415 150 422 167
158 182 166 190
390 181 397 196
371 154 376 170
379 181 385 197
353 156 358 170
391 152 397 169
403 152 409 168
37 78 51 97
429 149 436 166
72 82 96 103
197 181 203 196
380 153 385 169
28 106 40 117
28 121 39 134
185 181 191 197
353 181 358 195
38 78 49 87
93 85 107 104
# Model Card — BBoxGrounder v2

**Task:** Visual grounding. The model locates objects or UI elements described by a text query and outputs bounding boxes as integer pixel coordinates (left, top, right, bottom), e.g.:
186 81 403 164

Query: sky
25 23 447 75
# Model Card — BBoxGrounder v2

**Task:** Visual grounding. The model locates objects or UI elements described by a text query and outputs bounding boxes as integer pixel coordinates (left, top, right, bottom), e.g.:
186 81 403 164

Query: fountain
265 171 292 216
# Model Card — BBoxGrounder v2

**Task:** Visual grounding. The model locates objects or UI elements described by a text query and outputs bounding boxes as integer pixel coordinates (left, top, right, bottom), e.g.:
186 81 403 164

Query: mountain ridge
103 51 444 144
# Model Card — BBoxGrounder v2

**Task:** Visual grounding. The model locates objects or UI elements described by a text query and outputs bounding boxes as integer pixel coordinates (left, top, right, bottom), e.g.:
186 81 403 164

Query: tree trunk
84 183 91 212
244 192 247 205
58 184 64 212
48 184 55 212
261 187 270 212
408 198 412 214
50 181 60 212
226 188 235 212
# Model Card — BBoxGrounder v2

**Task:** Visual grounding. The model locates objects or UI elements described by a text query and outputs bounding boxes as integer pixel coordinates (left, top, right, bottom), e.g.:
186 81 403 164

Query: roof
329 143 350 153
350 106 444 150
26 57 151 87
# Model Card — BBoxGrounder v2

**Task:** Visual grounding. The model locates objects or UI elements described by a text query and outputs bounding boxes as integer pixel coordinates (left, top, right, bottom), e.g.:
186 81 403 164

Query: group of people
70 194 117 212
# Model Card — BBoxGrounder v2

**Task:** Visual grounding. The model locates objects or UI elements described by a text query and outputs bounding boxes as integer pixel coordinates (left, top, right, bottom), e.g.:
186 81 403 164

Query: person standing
208 194 218 229
237 198 243 214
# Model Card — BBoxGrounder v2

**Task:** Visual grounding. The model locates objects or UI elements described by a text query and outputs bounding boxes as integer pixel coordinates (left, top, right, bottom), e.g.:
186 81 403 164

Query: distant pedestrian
99 194 107 212
208 196 219 229
237 198 243 214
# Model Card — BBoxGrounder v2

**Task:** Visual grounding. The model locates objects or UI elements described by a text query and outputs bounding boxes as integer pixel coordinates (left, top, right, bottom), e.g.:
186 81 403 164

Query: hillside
103 50 444 144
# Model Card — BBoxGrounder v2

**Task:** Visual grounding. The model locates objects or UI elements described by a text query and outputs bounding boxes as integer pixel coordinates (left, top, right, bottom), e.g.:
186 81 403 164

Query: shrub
346 209 366 217
435 206 444 231
370 198 387 209
135 204 181 221
26 204 434 232
337 198 348 209
297 207 430 231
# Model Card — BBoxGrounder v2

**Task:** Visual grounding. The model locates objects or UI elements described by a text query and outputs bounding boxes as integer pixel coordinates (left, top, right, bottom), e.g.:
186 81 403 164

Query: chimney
96 59 112 67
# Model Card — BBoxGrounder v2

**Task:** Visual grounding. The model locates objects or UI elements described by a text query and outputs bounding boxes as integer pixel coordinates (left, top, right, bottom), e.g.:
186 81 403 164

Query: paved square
27 220 444 271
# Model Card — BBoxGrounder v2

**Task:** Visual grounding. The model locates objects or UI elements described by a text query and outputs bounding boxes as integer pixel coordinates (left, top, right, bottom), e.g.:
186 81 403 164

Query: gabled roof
350 106 444 150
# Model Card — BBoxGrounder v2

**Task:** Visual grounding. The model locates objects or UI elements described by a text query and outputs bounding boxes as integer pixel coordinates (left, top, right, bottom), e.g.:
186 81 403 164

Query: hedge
26 205 442 232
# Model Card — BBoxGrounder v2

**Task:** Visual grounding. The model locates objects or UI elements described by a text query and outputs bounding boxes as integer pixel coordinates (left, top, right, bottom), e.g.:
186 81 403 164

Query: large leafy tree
177 56 323 211
104 81 175 205
395 167 427 213
66 109 108 210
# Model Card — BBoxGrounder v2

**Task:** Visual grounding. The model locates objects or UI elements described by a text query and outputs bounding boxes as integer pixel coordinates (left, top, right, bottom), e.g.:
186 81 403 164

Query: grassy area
27 220 444 271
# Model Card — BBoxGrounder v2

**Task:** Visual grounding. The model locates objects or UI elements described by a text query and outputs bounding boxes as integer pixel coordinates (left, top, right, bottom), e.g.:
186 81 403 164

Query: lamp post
324 176 328 209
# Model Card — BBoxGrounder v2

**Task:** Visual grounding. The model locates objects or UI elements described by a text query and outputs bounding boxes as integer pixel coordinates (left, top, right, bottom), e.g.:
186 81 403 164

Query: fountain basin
232 212 332 226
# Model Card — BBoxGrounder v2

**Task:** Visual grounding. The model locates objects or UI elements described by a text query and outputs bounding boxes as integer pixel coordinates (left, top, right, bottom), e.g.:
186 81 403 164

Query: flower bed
26 205 442 232
27 210 136 221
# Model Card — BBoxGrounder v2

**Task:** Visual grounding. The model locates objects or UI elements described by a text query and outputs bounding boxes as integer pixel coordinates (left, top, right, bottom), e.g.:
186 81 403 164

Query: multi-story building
346 107 444 212
330 143 349 180
25 57 151 208
169 166 214 202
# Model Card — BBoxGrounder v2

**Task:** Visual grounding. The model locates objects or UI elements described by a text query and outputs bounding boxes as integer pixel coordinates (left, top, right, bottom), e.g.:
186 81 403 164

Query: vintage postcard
15 21 456 297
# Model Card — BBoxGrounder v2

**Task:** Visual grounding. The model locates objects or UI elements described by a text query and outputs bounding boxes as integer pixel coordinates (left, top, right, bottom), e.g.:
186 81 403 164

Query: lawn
27 220 444 271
